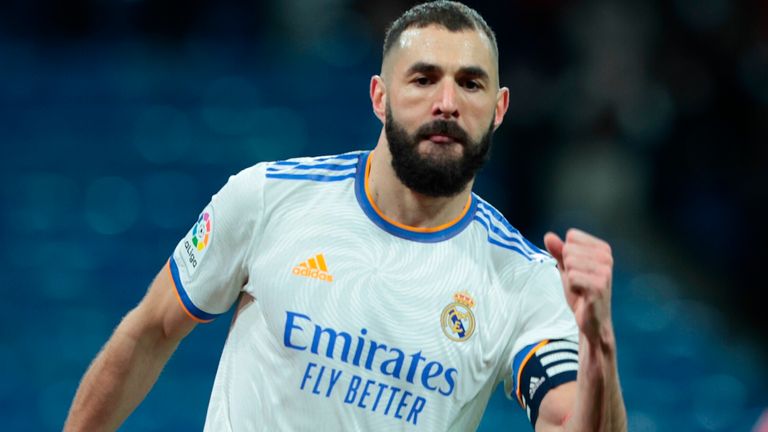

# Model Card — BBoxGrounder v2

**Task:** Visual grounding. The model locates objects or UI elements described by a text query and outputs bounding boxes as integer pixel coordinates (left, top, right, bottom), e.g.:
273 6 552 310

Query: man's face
380 25 507 197
385 103 494 197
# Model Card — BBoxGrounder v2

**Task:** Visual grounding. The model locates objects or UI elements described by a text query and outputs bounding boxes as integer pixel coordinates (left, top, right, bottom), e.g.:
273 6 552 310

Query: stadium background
1 0 767 430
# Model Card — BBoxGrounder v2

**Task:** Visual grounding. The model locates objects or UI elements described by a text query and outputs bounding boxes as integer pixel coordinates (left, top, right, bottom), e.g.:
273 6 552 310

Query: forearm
565 330 627 432
64 310 180 431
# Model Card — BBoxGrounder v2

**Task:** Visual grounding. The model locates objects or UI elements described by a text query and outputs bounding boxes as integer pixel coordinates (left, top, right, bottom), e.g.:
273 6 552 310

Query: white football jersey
169 150 579 431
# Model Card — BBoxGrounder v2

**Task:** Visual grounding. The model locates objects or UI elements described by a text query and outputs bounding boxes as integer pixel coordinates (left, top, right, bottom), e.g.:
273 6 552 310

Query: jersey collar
354 150 477 243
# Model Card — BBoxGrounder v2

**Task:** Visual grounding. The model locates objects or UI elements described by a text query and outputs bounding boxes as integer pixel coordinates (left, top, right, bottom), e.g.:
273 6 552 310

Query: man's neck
367 131 474 229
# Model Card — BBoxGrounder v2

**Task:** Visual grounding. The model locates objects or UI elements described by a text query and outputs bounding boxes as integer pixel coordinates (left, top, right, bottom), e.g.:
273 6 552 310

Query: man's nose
432 80 459 119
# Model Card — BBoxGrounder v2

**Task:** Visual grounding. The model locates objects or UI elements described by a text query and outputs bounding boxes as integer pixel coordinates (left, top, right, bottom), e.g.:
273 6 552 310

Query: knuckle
567 272 578 284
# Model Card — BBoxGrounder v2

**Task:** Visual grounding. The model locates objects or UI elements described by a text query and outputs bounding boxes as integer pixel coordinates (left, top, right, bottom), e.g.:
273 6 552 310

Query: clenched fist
544 229 614 345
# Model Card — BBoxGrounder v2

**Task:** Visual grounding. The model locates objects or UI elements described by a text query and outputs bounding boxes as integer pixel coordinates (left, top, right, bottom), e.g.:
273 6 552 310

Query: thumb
543 232 565 270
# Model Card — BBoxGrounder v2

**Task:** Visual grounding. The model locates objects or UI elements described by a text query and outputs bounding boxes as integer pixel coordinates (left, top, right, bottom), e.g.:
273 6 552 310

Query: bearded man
65 2 627 431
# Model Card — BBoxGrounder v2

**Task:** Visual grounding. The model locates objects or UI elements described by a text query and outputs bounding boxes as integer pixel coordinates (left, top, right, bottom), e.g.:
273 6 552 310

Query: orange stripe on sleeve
515 339 550 407
165 260 213 324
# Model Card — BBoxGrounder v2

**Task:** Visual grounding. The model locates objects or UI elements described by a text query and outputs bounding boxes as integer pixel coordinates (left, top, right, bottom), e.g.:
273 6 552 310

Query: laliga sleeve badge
441 291 476 342
182 206 213 276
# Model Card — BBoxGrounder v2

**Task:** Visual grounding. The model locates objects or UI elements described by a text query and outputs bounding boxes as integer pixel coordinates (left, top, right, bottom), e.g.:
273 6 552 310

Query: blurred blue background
2 0 767 430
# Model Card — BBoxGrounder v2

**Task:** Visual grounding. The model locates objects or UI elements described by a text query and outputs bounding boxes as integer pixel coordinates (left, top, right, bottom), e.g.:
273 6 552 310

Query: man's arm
535 229 627 432
64 261 197 431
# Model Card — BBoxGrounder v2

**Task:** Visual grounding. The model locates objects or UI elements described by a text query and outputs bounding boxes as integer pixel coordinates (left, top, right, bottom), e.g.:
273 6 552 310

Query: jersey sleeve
168 163 266 323
502 261 579 428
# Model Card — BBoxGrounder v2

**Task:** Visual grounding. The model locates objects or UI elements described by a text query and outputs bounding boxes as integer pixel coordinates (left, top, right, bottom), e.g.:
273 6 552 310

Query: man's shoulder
259 150 366 183
471 194 553 265
222 150 366 195
218 150 366 210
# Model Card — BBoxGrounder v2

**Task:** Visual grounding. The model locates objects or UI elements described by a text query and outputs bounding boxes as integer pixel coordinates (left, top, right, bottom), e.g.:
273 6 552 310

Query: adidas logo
292 253 334 282
529 376 545 400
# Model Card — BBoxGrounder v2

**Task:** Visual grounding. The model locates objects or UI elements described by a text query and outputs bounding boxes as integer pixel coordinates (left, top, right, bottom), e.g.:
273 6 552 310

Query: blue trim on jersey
472 215 533 261
168 256 222 321
266 162 358 172
265 152 362 182
475 201 545 256
473 211 539 260
511 341 541 397
353 151 477 243
271 152 362 166
472 199 550 261
265 172 356 182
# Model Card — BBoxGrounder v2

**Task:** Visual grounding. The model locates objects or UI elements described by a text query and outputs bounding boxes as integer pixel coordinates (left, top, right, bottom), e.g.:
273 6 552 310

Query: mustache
415 120 470 145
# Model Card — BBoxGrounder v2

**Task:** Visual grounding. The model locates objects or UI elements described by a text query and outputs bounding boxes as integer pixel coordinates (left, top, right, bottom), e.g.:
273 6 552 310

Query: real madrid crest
441 291 476 342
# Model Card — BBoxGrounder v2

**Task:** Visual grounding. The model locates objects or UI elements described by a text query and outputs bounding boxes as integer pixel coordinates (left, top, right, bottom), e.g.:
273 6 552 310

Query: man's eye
415 77 431 86
463 80 481 90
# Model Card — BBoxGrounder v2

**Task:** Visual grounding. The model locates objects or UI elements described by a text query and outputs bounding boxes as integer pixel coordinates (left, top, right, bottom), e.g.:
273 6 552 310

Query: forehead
387 25 497 78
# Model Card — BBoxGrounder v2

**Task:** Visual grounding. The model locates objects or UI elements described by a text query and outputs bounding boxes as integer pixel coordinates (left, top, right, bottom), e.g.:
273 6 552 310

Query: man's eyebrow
405 62 442 76
405 62 490 81
457 66 489 81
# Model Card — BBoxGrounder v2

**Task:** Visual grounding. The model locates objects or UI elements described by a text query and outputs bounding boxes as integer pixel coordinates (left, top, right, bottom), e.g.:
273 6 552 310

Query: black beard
385 105 494 198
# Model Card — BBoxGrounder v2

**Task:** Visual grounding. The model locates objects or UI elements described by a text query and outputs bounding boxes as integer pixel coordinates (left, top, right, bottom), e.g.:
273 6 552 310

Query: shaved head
381 1 498 79
383 1 498 62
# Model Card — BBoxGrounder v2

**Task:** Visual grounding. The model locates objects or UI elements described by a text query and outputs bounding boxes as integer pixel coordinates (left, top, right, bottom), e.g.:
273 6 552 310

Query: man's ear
493 86 510 130
370 75 387 123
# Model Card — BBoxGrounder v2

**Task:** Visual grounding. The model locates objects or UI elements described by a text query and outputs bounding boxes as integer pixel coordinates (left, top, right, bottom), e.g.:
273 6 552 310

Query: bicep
535 381 576 432
127 262 197 344
506 338 579 429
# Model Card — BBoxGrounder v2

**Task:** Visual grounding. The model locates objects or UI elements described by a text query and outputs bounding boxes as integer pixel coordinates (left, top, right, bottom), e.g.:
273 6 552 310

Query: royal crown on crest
452 291 475 308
